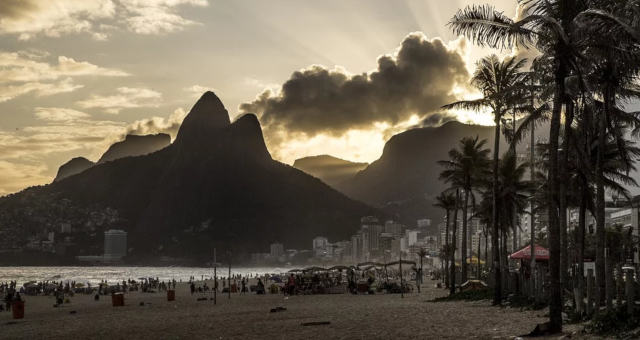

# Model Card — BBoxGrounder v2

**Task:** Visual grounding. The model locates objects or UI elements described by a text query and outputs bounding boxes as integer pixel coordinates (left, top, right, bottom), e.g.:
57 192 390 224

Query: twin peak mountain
34 92 374 260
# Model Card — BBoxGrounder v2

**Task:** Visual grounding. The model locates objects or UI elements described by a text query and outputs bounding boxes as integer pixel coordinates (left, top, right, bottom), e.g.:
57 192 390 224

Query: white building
406 230 419 247
313 236 328 251
270 243 284 258
417 219 431 229
104 229 127 259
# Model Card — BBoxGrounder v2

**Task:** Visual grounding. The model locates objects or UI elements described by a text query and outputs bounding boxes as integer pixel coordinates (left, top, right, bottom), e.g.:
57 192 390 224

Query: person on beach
240 278 247 294
256 278 265 295
190 282 195 295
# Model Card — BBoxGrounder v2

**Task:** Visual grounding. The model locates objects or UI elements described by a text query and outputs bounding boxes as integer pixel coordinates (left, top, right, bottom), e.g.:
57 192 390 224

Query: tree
434 191 457 289
447 1 585 330
442 55 526 303
438 136 490 282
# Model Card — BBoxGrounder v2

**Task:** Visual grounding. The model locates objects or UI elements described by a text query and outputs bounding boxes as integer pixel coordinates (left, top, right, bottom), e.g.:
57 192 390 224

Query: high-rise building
351 234 363 261
313 236 328 250
405 230 418 247
417 219 431 229
270 243 284 257
104 229 127 259
384 220 404 236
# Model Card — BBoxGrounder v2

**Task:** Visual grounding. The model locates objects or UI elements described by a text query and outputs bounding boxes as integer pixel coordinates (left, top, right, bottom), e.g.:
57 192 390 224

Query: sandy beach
0 279 578 340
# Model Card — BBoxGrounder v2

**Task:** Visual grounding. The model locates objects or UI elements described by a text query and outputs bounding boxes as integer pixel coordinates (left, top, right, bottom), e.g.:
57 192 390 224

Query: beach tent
303 266 327 272
385 260 417 266
509 244 550 261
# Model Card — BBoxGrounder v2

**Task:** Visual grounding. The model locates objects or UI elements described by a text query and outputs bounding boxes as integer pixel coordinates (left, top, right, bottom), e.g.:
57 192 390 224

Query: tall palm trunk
492 116 502 305
477 230 481 279
595 84 610 307
559 100 575 288
547 41 566 332
450 189 460 295
462 187 469 282
530 80 536 292
576 190 587 312
444 209 451 288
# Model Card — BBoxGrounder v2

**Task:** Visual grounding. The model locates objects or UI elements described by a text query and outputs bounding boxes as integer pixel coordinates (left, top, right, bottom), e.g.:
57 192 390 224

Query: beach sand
0 280 580 339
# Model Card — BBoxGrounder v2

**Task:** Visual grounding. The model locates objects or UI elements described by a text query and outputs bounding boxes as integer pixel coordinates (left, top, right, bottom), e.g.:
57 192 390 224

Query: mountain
0 92 376 263
54 157 95 182
336 121 518 227
97 133 170 164
293 155 368 188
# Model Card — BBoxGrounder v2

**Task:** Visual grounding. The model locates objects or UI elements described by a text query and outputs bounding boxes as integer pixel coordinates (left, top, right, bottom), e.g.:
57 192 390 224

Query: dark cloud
418 112 457 127
240 32 469 137
0 0 37 19
124 108 187 139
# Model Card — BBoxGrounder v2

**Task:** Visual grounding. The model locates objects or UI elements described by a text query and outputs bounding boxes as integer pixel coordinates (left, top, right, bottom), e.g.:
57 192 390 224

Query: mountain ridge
0 92 377 263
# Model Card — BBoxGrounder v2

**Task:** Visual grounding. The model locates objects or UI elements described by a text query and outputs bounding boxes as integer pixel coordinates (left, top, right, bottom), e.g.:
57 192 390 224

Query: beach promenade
0 279 569 339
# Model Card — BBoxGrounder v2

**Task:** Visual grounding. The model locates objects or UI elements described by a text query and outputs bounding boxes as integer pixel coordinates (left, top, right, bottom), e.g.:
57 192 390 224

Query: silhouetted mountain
0 92 376 263
293 155 368 189
98 133 170 164
54 157 95 182
337 121 534 227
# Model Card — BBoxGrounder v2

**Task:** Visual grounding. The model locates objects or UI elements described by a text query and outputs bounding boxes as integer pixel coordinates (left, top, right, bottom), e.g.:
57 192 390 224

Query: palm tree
434 191 457 289
578 3 640 305
446 1 591 330
417 248 428 293
442 55 526 303
438 136 491 283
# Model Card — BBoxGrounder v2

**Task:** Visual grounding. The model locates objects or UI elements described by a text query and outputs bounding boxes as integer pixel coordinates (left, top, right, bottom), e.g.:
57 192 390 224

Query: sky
0 0 517 195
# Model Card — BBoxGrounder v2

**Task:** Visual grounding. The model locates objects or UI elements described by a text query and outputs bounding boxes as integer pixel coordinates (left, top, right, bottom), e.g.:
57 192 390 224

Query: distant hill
0 92 376 263
336 121 527 227
53 133 171 183
54 157 95 182
97 133 170 164
293 155 368 189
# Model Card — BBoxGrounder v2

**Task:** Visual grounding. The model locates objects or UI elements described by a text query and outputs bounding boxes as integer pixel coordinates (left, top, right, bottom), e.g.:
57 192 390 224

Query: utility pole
399 252 404 298
213 248 217 305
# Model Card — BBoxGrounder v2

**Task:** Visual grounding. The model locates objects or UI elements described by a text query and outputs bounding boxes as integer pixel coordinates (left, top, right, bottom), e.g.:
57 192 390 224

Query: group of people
188 275 266 295
1 281 21 312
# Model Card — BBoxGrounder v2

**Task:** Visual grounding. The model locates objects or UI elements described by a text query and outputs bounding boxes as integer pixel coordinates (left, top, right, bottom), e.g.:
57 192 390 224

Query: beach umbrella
303 266 327 272
269 276 283 283
509 244 550 261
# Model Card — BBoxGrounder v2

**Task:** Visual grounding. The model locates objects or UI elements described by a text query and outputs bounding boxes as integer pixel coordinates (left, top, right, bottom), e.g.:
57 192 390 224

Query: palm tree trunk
450 189 460 295
559 100 575 289
477 230 481 279
530 81 536 294
484 231 488 274
595 85 610 307
547 43 565 332
576 190 587 313
492 117 502 305
445 209 450 288
462 188 469 282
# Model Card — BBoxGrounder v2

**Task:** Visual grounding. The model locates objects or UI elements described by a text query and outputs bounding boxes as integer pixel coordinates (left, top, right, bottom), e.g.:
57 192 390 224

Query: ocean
0 266 294 285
